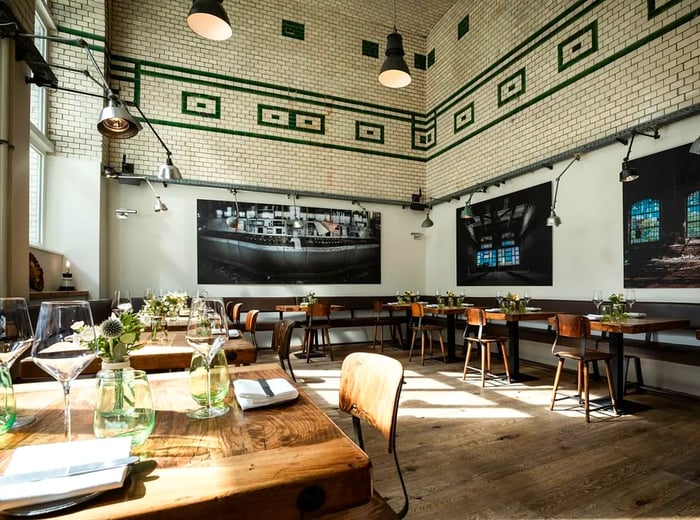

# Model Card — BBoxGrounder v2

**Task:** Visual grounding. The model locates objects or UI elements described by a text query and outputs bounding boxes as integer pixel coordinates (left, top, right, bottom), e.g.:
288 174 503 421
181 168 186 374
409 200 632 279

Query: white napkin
228 329 241 339
0 438 131 512
626 312 647 318
233 378 299 410
526 307 542 311
585 314 603 321
485 308 502 312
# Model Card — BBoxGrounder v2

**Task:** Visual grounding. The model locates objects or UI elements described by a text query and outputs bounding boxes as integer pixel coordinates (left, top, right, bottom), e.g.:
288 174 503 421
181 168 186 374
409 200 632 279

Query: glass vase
94 361 155 448
149 316 168 343
189 349 230 407
0 365 16 434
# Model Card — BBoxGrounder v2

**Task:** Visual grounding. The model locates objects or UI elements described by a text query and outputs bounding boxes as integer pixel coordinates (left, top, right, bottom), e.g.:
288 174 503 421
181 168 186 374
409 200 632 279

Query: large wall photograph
456 182 553 286
623 143 700 288
197 199 381 284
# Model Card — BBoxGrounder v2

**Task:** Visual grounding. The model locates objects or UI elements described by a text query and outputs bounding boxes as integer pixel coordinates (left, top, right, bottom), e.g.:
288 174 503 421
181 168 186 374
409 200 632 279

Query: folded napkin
233 378 299 410
228 329 241 339
585 314 603 321
626 312 647 318
0 438 132 512
462 303 474 307
525 307 542 311
485 308 502 312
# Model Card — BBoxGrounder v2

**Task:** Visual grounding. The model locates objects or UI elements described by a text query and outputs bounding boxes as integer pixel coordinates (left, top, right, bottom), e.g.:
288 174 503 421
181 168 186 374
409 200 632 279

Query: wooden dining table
18 331 257 379
1 364 372 519
423 304 473 363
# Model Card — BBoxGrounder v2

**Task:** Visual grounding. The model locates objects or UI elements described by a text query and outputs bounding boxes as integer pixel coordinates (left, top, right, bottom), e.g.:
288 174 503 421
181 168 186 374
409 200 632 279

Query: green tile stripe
647 0 684 19
138 117 425 162
427 6 700 161
57 25 105 42
557 20 598 72
415 54 427 70
458 15 470 40
355 121 385 144
182 92 221 119
497 68 526 107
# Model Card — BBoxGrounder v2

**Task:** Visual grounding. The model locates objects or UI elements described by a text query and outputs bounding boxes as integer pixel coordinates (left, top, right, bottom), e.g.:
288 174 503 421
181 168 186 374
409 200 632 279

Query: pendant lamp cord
393 0 397 32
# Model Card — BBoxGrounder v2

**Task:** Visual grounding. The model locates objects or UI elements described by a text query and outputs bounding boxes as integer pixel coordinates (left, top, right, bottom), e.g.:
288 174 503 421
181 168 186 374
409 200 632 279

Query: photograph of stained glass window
456 182 552 286
623 142 700 288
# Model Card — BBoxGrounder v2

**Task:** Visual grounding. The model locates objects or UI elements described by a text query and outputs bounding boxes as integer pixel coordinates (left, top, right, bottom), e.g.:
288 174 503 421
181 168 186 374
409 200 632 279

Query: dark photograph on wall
623 143 700 288
197 199 381 284
456 182 553 286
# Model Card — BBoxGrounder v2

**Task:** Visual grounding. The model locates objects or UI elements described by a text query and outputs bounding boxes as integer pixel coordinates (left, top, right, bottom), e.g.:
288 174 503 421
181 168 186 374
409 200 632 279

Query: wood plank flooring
258 344 700 519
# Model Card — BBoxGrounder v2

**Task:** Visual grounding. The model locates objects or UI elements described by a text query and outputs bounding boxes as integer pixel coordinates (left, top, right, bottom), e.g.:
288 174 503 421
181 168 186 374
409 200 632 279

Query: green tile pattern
282 19 305 40
355 121 385 144
647 0 684 18
497 68 526 107
453 102 475 134
412 117 436 150
414 54 427 70
557 21 598 72
362 40 379 58
258 104 325 134
458 14 470 40
427 49 436 68
182 92 221 119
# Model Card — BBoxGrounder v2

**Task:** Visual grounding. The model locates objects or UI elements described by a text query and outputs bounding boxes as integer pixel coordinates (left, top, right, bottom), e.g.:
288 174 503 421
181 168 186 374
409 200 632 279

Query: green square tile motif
497 69 526 107
258 104 324 134
454 102 475 134
181 92 221 119
362 40 379 58
412 125 436 150
427 49 436 68
282 20 305 40
557 21 598 72
458 15 470 40
355 121 384 144
414 54 426 70
646 0 683 19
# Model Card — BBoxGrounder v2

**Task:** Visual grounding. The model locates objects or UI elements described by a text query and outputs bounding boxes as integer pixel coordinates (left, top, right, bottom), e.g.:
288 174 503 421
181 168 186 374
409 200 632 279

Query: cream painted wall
105 182 426 298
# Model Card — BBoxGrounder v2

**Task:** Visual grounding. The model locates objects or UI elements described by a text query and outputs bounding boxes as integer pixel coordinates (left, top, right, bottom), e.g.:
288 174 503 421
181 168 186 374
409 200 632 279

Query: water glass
189 350 230 407
112 290 133 314
0 364 15 434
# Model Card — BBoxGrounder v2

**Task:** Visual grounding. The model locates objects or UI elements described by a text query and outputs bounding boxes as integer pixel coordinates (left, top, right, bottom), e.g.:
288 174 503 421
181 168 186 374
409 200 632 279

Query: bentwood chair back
226 301 243 331
550 314 617 422
462 307 511 386
339 352 408 518
408 302 446 365
271 319 297 381
302 303 332 362
244 309 259 349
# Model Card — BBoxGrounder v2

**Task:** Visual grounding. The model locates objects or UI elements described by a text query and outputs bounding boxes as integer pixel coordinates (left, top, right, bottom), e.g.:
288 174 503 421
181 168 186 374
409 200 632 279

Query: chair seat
466 335 507 345
555 349 614 361
411 324 444 332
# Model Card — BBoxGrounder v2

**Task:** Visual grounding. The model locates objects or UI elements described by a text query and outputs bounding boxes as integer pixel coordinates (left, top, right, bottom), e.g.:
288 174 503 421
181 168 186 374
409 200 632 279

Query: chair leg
463 344 473 380
584 362 590 423
324 329 333 361
603 359 618 414
550 358 565 410
577 360 583 402
437 333 446 362
408 330 417 362
304 330 312 364
372 324 379 349
421 332 426 366
480 341 486 387
500 341 511 384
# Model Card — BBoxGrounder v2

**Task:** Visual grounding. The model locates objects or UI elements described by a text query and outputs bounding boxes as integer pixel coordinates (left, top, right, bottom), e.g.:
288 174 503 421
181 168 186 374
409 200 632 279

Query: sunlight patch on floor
401 389 495 407
399 407 532 419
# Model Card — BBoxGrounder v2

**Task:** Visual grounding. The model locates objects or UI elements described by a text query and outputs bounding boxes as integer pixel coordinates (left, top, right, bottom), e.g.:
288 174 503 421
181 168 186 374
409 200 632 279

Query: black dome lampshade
379 31 411 88
187 0 232 41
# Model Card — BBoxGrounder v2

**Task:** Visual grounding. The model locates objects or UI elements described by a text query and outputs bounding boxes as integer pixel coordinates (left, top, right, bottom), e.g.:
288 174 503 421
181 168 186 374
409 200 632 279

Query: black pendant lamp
188 0 232 41
379 0 411 88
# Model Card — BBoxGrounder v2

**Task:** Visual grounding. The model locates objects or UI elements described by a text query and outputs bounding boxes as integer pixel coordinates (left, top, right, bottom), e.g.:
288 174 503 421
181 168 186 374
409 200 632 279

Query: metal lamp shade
421 214 434 228
690 136 700 154
546 208 561 227
619 160 639 182
460 203 474 221
97 99 142 139
187 0 232 41
378 32 411 88
158 157 182 181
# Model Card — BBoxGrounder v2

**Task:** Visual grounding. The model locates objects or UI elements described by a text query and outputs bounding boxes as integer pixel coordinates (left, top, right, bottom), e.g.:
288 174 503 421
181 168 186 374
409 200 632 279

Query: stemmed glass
625 290 637 310
522 290 531 307
111 290 133 315
592 290 604 313
496 290 504 308
0 298 36 429
185 298 229 419
31 301 97 440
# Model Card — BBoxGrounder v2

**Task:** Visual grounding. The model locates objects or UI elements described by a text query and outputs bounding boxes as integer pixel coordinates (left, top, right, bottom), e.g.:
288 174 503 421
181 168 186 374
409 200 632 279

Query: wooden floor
258 343 700 519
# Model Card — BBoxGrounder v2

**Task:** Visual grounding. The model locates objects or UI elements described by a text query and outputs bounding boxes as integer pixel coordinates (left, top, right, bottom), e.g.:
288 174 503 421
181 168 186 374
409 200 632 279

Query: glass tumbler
0 365 16 434
189 350 230 407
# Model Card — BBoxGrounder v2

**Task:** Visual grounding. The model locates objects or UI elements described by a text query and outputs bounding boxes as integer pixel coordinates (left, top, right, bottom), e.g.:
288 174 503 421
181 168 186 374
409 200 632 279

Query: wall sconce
115 208 137 219
378 0 411 88
228 188 241 228
187 0 232 41
618 128 660 182
460 193 475 222
144 179 168 212
421 198 434 228
546 155 581 227
410 232 424 239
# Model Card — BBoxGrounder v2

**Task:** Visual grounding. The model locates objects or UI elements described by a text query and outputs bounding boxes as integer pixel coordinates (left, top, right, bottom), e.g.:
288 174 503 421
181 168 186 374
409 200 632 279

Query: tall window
629 198 660 244
688 190 700 239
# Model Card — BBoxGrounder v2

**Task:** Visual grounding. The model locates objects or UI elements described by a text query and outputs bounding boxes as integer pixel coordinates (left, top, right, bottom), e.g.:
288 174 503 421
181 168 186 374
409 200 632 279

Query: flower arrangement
74 312 145 362
505 292 520 302
609 293 624 305
141 291 187 318
445 290 456 297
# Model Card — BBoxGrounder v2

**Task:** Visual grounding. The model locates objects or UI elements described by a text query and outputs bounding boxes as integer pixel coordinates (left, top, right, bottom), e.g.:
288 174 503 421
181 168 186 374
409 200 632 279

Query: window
28 146 44 244
687 190 700 239
629 198 660 244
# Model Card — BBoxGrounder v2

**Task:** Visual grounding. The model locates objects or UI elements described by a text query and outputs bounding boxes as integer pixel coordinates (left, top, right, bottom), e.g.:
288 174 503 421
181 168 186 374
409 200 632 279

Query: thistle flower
101 316 124 338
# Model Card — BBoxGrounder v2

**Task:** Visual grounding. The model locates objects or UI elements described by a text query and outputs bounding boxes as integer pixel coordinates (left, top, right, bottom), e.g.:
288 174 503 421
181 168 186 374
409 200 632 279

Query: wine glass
0 298 35 429
592 290 603 313
111 290 133 315
625 290 636 310
31 301 97 440
522 290 531 307
185 298 229 419
496 290 504 307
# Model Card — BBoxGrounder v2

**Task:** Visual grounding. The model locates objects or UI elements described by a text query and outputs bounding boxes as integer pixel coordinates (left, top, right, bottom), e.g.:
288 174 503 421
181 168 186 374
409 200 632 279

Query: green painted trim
134 62 141 107
355 121 385 144
453 102 475 133
414 54 427 70
427 49 436 68
428 7 700 161
497 68 526 107
144 117 425 162
110 75 134 83
647 0 684 19
557 20 598 72
257 104 325 134
111 64 136 74
282 20 305 40
362 40 379 58
57 25 105 42
182 92 221 119
458 14 470 40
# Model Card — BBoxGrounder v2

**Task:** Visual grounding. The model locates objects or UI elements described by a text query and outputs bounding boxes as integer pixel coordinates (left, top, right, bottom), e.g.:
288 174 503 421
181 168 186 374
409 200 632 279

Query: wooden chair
408 302 446 365
550 314 618 422
372 300 399 351
225 301 243 331
244 309 259 349
462 307 511 386
271 319 297 381
339 352 409 519
302 303 332 362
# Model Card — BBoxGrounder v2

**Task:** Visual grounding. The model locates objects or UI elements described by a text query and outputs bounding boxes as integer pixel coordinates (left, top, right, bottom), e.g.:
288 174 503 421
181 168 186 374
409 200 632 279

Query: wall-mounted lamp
352 200 368 214
289 194 303 229
546 155 581 227
421 198 434 228
115 208 137 220
460 193 475 222
228 188 241 228
129 103 182 181
144 179 168 212
187 0 232 41
618 128 660 182
690 136 700 155
378 0 411 88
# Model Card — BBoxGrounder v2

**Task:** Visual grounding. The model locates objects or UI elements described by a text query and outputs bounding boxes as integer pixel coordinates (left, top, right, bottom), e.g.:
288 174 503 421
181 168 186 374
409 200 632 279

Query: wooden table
589 317 690 412
1 364 372 519
275 304 345 317
423 305 473 363
483 309 557 381
19 331 256 379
